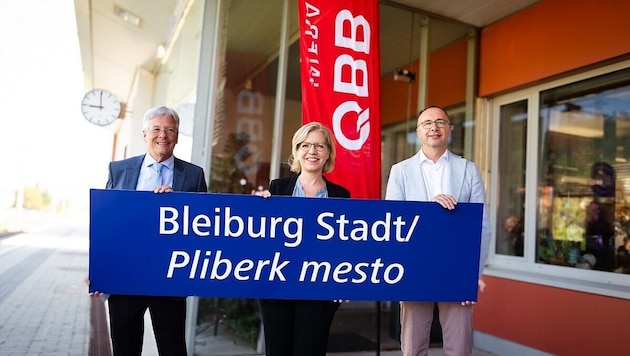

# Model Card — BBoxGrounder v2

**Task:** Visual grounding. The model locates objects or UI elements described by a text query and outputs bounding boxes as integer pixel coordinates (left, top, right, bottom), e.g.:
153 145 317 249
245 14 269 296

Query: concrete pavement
0 213 90 355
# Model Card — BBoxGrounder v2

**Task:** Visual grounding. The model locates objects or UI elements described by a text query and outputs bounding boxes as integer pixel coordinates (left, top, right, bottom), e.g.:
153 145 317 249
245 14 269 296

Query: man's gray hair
142 106 180 130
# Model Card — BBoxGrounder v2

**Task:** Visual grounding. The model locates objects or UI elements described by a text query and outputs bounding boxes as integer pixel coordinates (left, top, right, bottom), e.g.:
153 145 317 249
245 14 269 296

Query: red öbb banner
298 0 381 199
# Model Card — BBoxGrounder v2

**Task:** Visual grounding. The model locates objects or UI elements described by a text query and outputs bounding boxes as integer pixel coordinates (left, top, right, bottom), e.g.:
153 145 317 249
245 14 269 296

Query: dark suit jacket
106 154 207 192
103 154 206 355
269 174 350 198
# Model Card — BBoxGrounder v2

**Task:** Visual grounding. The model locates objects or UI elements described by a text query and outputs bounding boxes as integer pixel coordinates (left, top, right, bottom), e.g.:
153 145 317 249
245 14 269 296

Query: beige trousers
400 301 473 356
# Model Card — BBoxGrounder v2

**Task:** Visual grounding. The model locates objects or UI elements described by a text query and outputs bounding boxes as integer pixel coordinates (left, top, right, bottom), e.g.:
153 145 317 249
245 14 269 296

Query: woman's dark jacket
268 174 351 198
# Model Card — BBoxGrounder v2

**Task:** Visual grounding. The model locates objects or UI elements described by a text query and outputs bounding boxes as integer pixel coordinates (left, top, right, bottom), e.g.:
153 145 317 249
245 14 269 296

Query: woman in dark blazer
256 122 350 356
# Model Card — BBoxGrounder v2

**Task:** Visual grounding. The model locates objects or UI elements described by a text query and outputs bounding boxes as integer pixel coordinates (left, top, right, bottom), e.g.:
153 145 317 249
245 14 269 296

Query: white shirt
418 148 450 199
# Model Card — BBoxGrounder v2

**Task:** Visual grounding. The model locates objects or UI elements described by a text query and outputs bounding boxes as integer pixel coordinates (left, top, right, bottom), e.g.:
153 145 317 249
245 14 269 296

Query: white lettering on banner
332 102 370 150
316 212 418 242
333 54 368 96
303 2 321 87
332 9 372 151
236 90 263 175
299 258 404 284
159 206 304 248
158 206 417 246
165 249 405 284
166 250 289 281
334 10 370 53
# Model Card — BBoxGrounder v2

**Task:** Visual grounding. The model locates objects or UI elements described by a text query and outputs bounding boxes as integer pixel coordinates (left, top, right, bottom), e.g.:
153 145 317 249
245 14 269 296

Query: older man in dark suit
104 105 207 355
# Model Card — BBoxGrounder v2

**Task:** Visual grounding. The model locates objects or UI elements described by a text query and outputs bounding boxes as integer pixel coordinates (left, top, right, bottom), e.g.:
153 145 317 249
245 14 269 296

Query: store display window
494 65 630 278
537 68 630 273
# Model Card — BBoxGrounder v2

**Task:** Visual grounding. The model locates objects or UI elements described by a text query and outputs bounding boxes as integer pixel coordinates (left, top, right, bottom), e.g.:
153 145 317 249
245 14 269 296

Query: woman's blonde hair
288 122 336 173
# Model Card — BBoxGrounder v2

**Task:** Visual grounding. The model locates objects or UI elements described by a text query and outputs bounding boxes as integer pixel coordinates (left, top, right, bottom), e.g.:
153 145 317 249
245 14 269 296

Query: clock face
81 89 121 126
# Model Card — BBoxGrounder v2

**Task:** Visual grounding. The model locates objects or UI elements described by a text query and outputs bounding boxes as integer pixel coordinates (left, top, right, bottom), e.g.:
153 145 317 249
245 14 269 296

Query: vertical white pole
186 0 224 355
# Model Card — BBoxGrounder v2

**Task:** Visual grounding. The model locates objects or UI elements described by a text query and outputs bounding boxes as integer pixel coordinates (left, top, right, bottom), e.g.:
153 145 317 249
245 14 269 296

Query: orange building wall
381 38 467 126
479 0 630 96
381 67 417 126
428 39 467 106
476 1 630 354
475 276 630 355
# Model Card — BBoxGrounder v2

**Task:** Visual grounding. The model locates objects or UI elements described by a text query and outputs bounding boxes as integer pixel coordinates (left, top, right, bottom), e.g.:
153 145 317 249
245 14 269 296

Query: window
493 65 630 284
537 68 630 273
495 100 527 257
210 0 288 192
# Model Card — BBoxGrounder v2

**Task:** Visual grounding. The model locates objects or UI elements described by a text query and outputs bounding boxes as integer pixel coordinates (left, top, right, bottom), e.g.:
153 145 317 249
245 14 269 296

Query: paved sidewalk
0 215 91 355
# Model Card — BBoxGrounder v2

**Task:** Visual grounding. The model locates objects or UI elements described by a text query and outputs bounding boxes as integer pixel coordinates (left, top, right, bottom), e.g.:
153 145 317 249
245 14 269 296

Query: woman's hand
252 189 271 198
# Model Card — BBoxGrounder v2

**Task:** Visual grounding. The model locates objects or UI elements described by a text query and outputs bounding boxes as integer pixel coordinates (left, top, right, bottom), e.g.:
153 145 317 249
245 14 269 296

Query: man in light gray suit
385 106 491 356
104 106 207 355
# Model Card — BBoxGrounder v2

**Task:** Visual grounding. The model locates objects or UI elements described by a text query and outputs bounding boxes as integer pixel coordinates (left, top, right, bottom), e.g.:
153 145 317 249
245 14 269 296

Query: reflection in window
209 0 287 193
537 68 630 273
448 110 470 159
496 101 527 256
153 0 205 160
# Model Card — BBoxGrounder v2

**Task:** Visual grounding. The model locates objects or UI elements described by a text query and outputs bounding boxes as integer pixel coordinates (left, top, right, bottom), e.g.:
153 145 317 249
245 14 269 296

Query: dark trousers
107 295 187 356
258 299 340 356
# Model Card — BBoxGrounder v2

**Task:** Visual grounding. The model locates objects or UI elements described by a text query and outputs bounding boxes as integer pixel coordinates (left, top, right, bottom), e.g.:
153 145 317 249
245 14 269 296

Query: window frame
485 59 630 300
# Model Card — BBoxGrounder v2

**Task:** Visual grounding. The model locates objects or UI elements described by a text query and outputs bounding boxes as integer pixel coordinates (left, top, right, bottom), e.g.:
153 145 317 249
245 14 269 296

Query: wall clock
81 89 122 126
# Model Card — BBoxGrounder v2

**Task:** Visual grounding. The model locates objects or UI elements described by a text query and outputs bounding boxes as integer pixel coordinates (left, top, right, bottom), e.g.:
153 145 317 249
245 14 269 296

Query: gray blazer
385 150 491 278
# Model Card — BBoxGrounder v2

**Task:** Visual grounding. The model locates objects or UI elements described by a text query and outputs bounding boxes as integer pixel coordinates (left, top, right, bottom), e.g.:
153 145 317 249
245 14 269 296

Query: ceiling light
156 45 166 59
394 68 416 83
114 5 142 28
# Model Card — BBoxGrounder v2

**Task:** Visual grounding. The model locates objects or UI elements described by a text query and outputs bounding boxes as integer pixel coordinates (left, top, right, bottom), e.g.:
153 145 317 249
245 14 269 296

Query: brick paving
0 236 90 355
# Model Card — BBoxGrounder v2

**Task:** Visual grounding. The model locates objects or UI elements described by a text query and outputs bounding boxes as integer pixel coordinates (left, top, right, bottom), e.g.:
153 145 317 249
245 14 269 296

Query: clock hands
83 91 105 109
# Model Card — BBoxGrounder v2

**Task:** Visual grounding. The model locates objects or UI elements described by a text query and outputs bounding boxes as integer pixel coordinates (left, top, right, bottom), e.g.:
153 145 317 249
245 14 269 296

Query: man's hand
478 279 486 292
153 185 173 193
460 279 486 306
433 193 457 210
86 277 103 297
